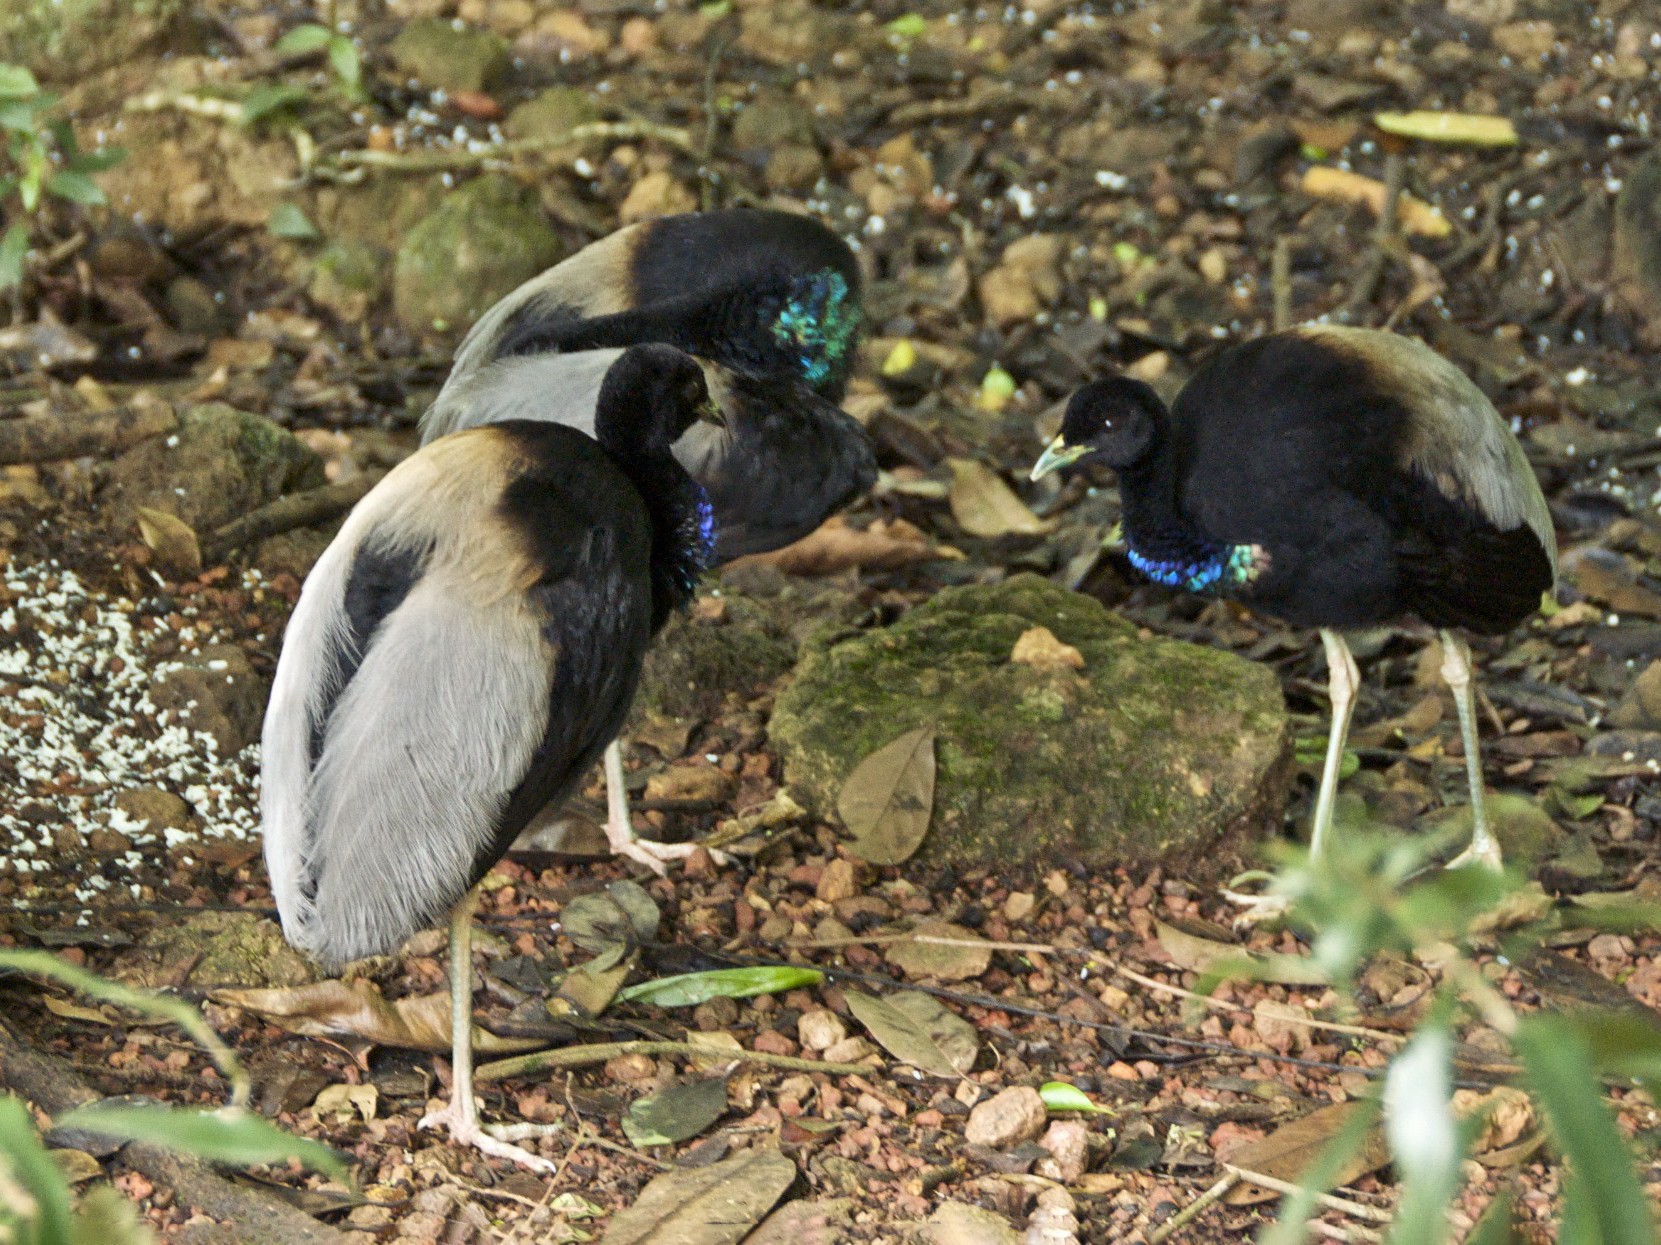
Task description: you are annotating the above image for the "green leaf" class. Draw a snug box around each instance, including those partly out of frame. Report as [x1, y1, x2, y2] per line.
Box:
[327, 37, 362, 90]
[1382, 1022, 1462, 1245]
[0, 64, 40, 98]
[274, 23, 333, 55]
[618, 966, 823, 1008]
[0, 98, 44, 130]
[240, 83, 309, 126]
[622, 1078, 728, 1147]
[1466, 1191, 1520, 1245]
[67, 147, 127, 174]
[45, 169, 105, 206]
[54, 1105, 349, 1183]
[0, 222, 29, 290]
[268, 202, 320, 240]
[1516, 1014, 1658, 1244]
[1560, 1010, 1661, 1098]
[886, 14, 928, 38]
[1040, 1081, 1112, 1114]
[0, 1095, 75, 1241]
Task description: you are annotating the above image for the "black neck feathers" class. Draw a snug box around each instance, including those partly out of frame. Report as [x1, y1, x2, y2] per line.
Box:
[593, 345, 717, 627]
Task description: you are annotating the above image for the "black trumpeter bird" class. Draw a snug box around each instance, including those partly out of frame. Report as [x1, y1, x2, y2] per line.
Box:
[1030, 326, 1556, 891]
[261, 344, 721, 1170]
[419, 207, 875, 872]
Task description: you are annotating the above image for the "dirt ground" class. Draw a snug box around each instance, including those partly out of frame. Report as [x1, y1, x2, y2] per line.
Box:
[6, 0, 1661, 1241]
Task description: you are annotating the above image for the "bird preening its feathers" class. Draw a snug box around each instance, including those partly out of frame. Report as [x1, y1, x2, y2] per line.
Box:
[422, 207, 874, 561]
[1032, 325, 1557, 889]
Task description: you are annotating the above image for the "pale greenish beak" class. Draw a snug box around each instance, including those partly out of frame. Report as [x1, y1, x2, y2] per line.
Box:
[1029, 436, 1090, 481]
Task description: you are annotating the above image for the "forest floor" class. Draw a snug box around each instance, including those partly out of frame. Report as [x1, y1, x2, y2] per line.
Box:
[5, 0, 1661, 1241]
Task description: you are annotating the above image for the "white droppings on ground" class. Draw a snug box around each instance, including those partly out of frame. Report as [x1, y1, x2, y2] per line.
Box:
[0, 557, 267, 907]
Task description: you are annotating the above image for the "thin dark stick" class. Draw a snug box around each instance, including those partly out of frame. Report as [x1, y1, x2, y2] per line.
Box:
[204, 473, 381, 560]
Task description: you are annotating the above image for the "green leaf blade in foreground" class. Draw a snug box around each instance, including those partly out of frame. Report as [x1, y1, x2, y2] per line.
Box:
[273, 24, 334, 55]
[1515, 1013, 1657, 1245]
[0, 223, 30, 289]
[0, 1095, 75, 1241]
[45, 169, 105, 206]
[618, 966, 823, 1008]
[54, 1105, 350, 1183]
[0, 65, 40, 98]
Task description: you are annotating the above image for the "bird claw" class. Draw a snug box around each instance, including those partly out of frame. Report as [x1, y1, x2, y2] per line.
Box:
[605, 819, 730, 875]
[419, 1099, 558, 1173]
[1445, 840, 1503, 872]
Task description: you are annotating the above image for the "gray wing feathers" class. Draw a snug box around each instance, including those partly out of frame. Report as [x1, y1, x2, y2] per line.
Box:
[421, 348, 624, 443]
[293, 578, 551, 966]
[1302, 325, 1557, 576]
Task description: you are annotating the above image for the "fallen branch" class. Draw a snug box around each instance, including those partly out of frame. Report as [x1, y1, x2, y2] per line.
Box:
[1148, 1171, 1240, 1244]
[476, 1038, 875, 1083]
[0, 401, 177, 465]
[1223, 1164, 1394, 1224]
[205, 473, 382, 560]
[328, 122, 699, 173]
[0, 1019, 351, 1245]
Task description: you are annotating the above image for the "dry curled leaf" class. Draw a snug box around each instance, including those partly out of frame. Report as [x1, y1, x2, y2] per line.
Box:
[1010, 626, 1084, 672]
[845, 989, 969, 1077]
[731, 515, 953, 576]
[883, 920, 991, 983]
[598, 1147, 795, 1244]
[946, 457, 1056, 538]
[214, 979, 541, 1055]
[135, 506, 202, 579]
[1373, 110, 1517, 146]
[1155, 920, 1328, 985]
[1219, 1102, 1390, 1205]
[837, 727, 936, 866]
[1300, 166, 1452, 238]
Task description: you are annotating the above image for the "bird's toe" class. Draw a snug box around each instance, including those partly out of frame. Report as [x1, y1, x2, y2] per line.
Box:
[421, 1101, 559, 1173]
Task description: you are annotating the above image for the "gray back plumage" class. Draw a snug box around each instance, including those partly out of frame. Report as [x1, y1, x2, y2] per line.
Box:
[262, 432, 558, 967]
[1297, 325, 1557, 577]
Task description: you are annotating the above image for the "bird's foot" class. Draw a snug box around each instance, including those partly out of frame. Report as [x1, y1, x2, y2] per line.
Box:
[605, 820, 730, 875]
[1445, 839, 1503, 872]
[1219, 887, 1293, 928]
[418, 1099, 558, 1173]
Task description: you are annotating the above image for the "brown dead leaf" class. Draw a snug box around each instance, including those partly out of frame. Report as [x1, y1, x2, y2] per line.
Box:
[883, 920, 991, 982]
[946, 458, 1056, 538]
[135, 506, 202, 579]
[837, 727, 936, 866]
[1219, 1102, 1390, 1205]
[312, 1082, 378, 1123]
[598, 1147, 795, 1244]
[844, 990, 968, 1078]
[1454, 1085, 1535, 1156]
[214, 979, 541, 1055]
[731, 515, 954, 576]
[1300, 166, 1452, 238]
[1009, 626, 1085, 672]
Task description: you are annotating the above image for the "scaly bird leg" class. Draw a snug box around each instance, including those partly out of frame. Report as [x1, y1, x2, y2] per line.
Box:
[419, 890, 557, 1172]
[1440, 630, 1502, 871]
[1226, 628, 1360, 925]
[601, 738, 728, 873]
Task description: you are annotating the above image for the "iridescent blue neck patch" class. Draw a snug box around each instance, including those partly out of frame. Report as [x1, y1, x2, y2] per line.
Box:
[767, 270, 859, 388]
[1127, 541, 1265, 594]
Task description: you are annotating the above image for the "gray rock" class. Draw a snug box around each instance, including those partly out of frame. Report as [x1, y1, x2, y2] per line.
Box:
[769, 575, 1290, 871]
[1614, 153, 1661, 349]
[393, 175, 564, 337]
[308, 239, 391, 323]
[964, 1086, 1047, 1148]
[731, 98, 816, 152]
[504, 87, 600, 141]
[388, 17, 511, 94]
[3, 0, 182, 79]
[917, 1202, 1021, 1245]
[151, 644, 269, 757]
[103, 403, 324, 535]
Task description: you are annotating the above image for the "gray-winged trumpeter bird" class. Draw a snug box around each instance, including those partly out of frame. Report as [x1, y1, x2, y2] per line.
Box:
[1030, 326, 1556, 915]
[261, 344, 722, 1169]
[421, 207, 875, 872]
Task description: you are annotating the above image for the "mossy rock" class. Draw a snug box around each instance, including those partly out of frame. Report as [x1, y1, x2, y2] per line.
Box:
[505, 87, 601, 141]
[103, 403, 324, 535]
[635, 595, 798, 722]
[308, 239, 391, 322]
[135, 912, 314, 989]
[4, 0, 182, 79]
[388, 17, 511, 94]
[769, 575, 1291, 872]
[393, 175, 564, 337]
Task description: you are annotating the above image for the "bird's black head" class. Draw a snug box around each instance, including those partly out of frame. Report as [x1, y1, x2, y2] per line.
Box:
[1030, 377, 1167, 480]
[595, 343, 724, 455]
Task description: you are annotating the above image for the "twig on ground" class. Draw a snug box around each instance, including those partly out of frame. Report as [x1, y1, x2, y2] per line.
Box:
[1223, 1165, 1394, 1224]
[1336, 153, 1406, 323]
[204, 473, 382, 560]
[1272, 236, 1294, 331]
[476, 1039, 875, 1083]
[1148, 1171, 1241, 1244]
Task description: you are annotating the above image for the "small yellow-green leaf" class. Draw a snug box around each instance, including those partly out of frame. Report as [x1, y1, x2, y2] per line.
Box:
[274, 23, 333, 55]
[886, 14, 928, 39]
[1374, 111, 1518, 147]
[134, 506, 202, 579]
[977, 365, 1017, 413]
[881, 338, 917, 377]
[268, 203, 320, 240]
[1040, 1081, 1112, 1114]
[618, 965, 823, 1007]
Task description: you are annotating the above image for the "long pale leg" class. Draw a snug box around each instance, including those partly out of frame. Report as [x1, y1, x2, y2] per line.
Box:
[601, 738, 727, 873]
[418, 890, 557, 1172]
[1440, 631, 1502, 871]
[1227, 628, 1359, 922]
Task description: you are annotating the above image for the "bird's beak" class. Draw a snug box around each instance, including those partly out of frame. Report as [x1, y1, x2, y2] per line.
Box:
[1029, 436, 1090, 481]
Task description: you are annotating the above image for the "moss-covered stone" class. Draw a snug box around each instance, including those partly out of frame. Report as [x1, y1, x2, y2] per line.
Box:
[505, 87, 601, 141]
[308, 239, 390, 322]
[635, 595, 798, 721]
[134, 912, 314, 989]
[730, 98, 816, 152]
[388, 17, 511, 94]
[3, 0, 182, 79]
[393, 175, 564, 337]
[103, 403, 324, 535]
[769, 575, 1291, 872]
